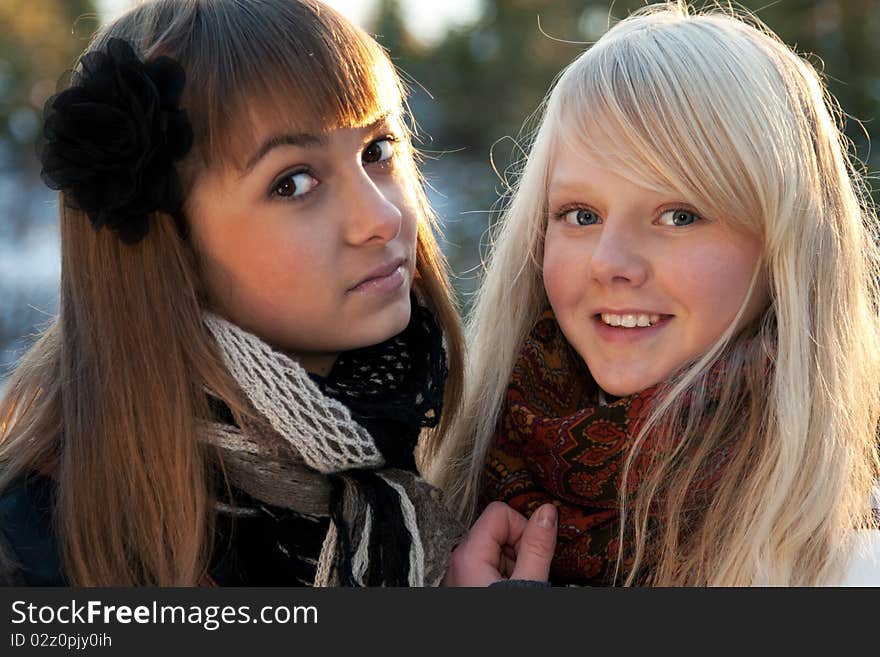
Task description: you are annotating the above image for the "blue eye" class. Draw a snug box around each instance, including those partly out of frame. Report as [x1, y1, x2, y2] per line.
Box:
[363, 137, 395, 164]
[658, 208, 701, 226]
[562, 208, 600, 226]
[272, 170, 319, 198]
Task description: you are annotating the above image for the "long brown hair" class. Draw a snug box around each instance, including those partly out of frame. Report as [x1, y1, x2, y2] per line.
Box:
[0, 0, 463, 586]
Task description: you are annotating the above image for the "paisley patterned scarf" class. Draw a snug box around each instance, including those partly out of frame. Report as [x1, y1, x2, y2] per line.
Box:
[481, 310, 734, 585]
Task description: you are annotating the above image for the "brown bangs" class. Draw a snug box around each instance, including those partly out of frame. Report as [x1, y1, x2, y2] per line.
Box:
[125, 0, 404, 170]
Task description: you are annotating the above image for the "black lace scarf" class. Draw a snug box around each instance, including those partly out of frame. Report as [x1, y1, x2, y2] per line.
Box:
[211, 299, 449, 586]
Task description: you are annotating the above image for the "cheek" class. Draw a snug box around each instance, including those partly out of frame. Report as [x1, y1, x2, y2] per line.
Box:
[542, 231, 587, 310]
[238, 234, 317, 286]
[195, 212, 335, 314]
[671, 241, 761, 339]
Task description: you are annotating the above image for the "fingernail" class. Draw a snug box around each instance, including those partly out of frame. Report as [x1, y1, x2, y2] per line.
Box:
[536, 504, 556, 528]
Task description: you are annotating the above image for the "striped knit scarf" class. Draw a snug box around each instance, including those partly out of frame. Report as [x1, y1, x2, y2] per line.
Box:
[481, 310, 734, 585]
[202, 305, 465, 587]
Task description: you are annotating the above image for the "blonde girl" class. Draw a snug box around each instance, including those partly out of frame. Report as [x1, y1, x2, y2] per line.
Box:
[432, 1, 880, 586]
[0, 0, 555, 587]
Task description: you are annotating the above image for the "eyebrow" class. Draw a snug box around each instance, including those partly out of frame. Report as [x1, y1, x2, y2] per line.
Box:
[240, 113, 396, 176]
[241, 132, 326, 175]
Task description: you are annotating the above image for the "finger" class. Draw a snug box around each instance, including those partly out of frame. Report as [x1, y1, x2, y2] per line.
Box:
[509, 503, 558, 582]
[468, 501, 529, 564]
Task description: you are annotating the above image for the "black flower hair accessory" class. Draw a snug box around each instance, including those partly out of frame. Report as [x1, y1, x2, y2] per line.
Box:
[40, 38, 193, 244]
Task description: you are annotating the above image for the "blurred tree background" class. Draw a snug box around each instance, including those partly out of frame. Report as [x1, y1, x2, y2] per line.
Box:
[1, 0, 879, 381]
[0, 0, 99, 379]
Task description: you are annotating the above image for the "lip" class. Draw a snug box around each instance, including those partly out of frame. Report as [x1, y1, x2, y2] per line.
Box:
[348, 257, 407, 294]
[593, 308, 670, 316]
[591, 312, 673, 345]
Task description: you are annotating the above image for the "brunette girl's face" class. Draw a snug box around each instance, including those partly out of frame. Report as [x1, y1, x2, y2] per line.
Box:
[543, 140, 768, 396]
[186, 113, 418, 375]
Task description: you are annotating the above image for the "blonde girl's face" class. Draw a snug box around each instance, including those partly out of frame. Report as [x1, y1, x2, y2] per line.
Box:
[543, 141, 768, 396]
[186, 114, 419, 376]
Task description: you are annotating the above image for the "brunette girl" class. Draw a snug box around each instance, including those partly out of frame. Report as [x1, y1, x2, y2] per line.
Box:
[0, 0, 554, 587]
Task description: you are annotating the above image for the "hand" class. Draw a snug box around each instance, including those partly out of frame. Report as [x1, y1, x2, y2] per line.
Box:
[442, 501, 557, 587]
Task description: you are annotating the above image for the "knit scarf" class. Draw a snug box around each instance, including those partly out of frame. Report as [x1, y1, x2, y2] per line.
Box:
[481, 310, 734, 585]
[202, 303, 465, 587]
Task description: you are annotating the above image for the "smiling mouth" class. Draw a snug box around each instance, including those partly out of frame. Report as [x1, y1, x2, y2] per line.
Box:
[596, 313, 672, 328]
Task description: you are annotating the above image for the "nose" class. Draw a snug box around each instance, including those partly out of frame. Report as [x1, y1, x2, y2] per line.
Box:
[341, 166, 403, 246]
[589, 220, 649, 287]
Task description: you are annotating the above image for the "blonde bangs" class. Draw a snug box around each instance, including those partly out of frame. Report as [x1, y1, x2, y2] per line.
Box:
[547, 9, 809, 237]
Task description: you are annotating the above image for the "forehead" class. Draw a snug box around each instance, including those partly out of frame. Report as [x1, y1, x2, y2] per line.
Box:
[547, 134, 670, 200]
[230, 111, 402, 177]
[247, 104, 400, 140]
[213, 96, 402, 173]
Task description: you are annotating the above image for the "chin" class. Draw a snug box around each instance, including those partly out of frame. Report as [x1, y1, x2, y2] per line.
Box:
[591, 369, 664, 398]
[595, 381, 643, 397]
[347, 293, 412, 350]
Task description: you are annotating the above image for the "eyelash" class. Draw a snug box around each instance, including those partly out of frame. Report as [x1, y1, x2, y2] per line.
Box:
[268, 135, 400, 202]
[656, 204, 703, 227]
[363, 135, 398, 167]
[552, 204, 704, 227]
[553, 204, 600, 226]
[270, 166, 318, 201]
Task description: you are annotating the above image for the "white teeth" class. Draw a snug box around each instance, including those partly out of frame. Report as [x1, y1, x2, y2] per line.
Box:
[600, 313, 664, 328]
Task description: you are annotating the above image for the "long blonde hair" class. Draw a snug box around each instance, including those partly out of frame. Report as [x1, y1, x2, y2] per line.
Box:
[0, 0, 463, 586]
[430, 1, 880, 585]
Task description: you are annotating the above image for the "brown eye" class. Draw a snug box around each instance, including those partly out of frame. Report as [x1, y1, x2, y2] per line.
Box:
[273, 171, 318, 198]
[362, 138, 394, 164]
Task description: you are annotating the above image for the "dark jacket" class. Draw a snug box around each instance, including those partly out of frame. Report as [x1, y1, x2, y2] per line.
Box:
[0, 475, 63, 585]
[0, 473, 328, 586]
